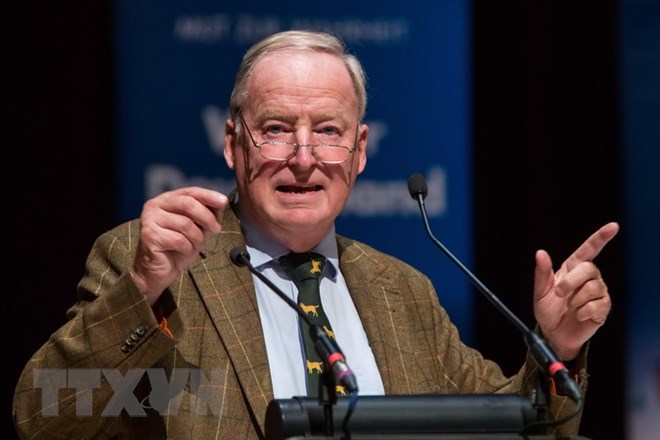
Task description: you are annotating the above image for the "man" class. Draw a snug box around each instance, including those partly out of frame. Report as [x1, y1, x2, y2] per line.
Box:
[13, 30, 619, 439]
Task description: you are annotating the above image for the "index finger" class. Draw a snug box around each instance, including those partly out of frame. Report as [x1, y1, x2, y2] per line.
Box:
[176, 186, 229, 209]
[565, 221, 619, 269]
[159, 186, 229, 233]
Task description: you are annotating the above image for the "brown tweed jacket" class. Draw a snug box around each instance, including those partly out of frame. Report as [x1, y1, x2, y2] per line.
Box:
[13, 207, 586, 439]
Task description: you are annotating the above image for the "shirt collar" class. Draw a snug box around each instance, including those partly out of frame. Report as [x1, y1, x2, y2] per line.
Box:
[237, 202, 339, 278]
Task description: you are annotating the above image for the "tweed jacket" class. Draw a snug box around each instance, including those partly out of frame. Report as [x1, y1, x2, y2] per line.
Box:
[13, 206, 586, 439]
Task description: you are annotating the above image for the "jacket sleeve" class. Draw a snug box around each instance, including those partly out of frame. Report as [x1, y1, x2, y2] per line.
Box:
[12, 221, 183, 440]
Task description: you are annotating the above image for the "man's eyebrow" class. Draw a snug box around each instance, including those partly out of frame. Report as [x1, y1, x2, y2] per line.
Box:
[254, 111, 292, 124]
[253, 110, 352, 127]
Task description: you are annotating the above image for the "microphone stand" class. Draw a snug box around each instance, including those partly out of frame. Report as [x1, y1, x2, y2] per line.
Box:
[318, 361, 337, 436]
[311, 326, 341, 437]
[407, 173, 583, 405]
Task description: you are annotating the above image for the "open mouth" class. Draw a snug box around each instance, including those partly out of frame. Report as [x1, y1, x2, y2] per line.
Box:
[277, 185, 323, 194]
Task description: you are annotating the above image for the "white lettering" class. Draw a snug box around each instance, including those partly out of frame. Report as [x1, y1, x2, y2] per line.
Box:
[173, 15, 232, 43]
[145, 164, 446, 218]
[343, 167, 446, 217]
[233, 15, 282, 44]
[172, 14, 410, 45]
[145, 165, 236, 198]
[290, 18, 410, 44]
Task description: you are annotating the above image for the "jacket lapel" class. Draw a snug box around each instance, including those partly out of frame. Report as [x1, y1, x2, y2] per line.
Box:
[337, 236, 413, 394]
[188, 208, 273, 434]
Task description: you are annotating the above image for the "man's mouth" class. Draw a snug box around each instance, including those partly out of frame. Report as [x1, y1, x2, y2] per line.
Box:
[277, 185, 323, 194]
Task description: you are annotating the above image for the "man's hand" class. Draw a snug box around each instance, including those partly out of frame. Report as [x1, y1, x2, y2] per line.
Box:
[533, 222, 620, 360]
[130, 187, 229, 305]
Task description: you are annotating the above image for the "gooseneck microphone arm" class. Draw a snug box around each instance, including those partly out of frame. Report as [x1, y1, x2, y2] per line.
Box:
[229, 247, 359, 395]
[230, 247, 309, 323]
[406, 173, 582, 404]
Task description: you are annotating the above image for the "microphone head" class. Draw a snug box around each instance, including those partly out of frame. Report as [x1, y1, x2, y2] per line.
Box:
[407, 173, 428, 200]
[229, 247, 250, 267]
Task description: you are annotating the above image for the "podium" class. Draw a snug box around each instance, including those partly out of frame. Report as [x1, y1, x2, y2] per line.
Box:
[265, 395, 590, 440]
[284, 437, 589, 440]
[284, 437, 589, 439]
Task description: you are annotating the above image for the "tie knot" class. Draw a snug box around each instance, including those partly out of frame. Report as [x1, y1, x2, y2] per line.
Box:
[279, 252, 326, 282]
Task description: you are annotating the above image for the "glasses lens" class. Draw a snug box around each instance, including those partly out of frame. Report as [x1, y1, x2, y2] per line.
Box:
[314, 145, 351, 163]
[260, 142, 296, 160]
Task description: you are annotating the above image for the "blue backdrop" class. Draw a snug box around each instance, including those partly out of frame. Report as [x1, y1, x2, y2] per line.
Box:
[114, 2, 474, 341]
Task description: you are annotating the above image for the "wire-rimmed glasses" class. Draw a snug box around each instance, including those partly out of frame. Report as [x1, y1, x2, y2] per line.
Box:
[238, 114, 358, 164]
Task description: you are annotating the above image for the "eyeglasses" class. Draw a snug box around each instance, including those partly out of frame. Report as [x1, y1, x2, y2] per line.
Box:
[238, 114, 358, 164]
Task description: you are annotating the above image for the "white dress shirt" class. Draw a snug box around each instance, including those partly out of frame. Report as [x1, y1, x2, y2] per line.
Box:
[239, 210, 385, 398]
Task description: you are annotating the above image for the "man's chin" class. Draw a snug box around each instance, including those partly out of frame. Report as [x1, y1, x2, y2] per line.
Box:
[279, 210, 323, 228]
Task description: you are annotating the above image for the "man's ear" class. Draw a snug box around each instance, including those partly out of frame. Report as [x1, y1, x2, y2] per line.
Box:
[224, 119, 237, 170]
[356, 123, 368, 174]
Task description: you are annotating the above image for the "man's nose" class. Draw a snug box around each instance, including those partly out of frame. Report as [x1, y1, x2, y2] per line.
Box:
[288, 143, 318, 166]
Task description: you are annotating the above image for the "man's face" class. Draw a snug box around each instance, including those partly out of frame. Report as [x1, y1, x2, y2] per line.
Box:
[224, 51, 368, 251]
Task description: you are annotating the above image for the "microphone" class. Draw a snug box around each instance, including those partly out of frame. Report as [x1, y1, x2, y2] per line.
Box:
[229, 247, 359, 394]
[407, 173, 582, 404]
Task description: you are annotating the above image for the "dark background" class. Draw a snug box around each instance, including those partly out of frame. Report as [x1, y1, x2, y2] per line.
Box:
[8, 2, 624, 439]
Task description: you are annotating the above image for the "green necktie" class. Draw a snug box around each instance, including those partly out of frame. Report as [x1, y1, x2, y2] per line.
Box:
[279, 252, 336, 397]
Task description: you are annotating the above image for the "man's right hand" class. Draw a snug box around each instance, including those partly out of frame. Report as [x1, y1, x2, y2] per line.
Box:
[130, 187, 229, 305]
